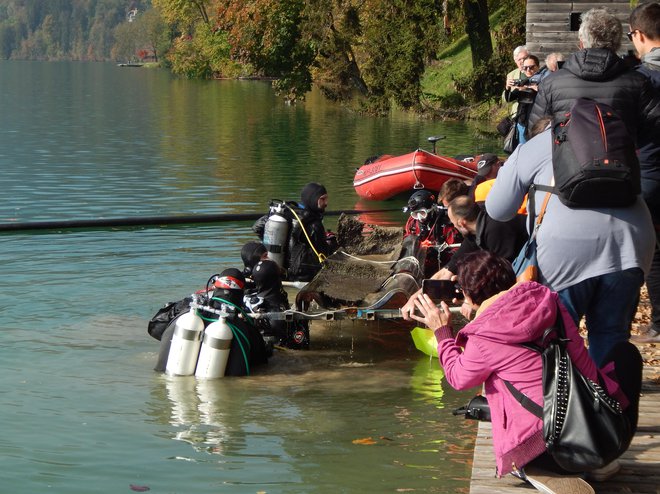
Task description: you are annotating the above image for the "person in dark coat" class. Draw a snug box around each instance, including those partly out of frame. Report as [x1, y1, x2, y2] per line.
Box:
[527, 8, 660, 136]
[629, 2, 660, 343]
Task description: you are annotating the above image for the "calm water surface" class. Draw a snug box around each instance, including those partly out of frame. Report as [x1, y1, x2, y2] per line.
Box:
[0, 61, 500, 493]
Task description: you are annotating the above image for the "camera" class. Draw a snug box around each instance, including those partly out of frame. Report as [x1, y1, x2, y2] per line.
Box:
[512, 78, 529, 87]
[528, 73, 542, 85]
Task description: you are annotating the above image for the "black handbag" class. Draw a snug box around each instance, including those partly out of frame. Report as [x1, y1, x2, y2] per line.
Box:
[496, 116, 513, 136]
[505, 308, 632, 472]
[503, 119, 519, 154]
[452, 395, 491, 421]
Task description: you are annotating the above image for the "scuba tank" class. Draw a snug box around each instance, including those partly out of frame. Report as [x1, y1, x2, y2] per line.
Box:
[263, 208, 290, 269]
[165, 309, 204, 376]
[194, 317, 233, 379]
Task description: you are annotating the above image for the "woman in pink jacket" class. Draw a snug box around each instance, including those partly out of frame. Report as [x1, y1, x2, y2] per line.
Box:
[409, 251, 639, 493]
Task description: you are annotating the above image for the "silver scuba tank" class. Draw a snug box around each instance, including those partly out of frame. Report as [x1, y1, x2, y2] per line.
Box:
[263, 213, 289, 268]
[194, 317, 233, 379]
[165, 309, 204, 376]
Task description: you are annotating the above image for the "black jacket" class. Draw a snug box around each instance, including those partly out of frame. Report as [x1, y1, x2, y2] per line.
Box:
[445, 210, 528, 274]
[528, 48, 660, 139]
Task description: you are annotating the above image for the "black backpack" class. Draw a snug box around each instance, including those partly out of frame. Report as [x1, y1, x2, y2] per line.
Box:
[536, 98, 640, 208]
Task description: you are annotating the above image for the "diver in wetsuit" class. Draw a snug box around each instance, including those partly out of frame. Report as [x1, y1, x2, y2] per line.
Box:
[287, 182, 337, 281]
[249, 259, 310, 350]
[207, 268, 269, 375]
[240, 241, 268, 291]
[252, 182, 337, 282]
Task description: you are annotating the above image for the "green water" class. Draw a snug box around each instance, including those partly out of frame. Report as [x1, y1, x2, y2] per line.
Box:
[0, 61, 499, 493]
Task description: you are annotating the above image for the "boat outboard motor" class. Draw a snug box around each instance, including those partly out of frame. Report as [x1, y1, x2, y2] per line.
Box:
[195, 317, 233, 379]
[263, 206, 290, 269]
[166, 308, 204, 376]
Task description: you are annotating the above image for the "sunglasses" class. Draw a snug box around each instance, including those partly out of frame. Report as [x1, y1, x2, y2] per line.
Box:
[626, 30, 639, 41]
[522, 65, 537, 70]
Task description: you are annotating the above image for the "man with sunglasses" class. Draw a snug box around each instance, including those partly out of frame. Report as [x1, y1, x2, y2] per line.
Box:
[629, 2, 660, 343]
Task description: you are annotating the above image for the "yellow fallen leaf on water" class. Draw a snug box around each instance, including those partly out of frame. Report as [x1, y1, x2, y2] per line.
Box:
[352, 437, 377, 445]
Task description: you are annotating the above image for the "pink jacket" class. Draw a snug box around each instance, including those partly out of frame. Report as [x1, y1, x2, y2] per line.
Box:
[435, 281, 627, 476]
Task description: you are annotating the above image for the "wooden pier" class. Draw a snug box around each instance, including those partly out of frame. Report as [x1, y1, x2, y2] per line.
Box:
[469, 341, 660, 494]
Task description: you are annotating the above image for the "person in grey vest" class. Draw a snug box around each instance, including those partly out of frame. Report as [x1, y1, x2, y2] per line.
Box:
[485, 127, 654, 369]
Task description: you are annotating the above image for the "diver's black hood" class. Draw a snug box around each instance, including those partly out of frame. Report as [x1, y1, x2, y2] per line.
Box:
[241, 241, 267, 270]
[300, 182, 327, 213]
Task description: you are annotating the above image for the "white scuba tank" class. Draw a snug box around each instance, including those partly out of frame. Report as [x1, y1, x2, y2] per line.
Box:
[195, 317, 233, 379]
[165, 309, 204, 376]
[263, 213, 289, 268]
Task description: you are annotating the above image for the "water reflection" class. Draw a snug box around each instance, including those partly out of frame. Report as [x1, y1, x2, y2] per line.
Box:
[410, 357, 446, 406]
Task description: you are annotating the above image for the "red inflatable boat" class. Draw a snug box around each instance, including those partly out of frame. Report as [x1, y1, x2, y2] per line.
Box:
[353, 149, 478, 201]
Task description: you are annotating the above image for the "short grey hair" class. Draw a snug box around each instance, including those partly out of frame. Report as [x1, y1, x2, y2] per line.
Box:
[513, 45, 528, 58]
[578, 8, 622, 51]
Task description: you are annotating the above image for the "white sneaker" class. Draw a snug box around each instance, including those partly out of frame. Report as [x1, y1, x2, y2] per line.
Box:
[585, 459, 621, 482]
[632, 325, 660, 343]
[522, 466, 595, 494]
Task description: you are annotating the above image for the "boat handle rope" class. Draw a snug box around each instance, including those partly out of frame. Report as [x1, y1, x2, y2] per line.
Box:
[412, 149, 424, 189]
[285, 204, 327, 264]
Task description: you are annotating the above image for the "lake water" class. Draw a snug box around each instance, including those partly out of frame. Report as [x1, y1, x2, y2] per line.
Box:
[0, 61, 500, 493]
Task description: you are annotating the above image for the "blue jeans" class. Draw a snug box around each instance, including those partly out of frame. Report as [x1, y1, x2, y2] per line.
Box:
[516, 122, 527, 146]
[557, 268, 644, 367]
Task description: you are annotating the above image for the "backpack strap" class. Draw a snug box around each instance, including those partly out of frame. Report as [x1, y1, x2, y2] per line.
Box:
[534, 184, 557, 196]
[526, 183, 553, 241]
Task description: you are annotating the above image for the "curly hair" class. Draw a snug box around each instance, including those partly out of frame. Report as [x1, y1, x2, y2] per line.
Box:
[456, 251, 516, 305]
[579, 8, 623, 51]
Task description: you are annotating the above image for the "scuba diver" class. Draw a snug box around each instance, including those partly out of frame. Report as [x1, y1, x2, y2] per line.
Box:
[403, 189, 457, 277]
[253, 182, 337, 282]
[403, 189, 443, 243]
[152, 268, 269, 375]
[240, 241, 268, 291]
[209, 268, 270, 374]
[247, 259, 310, 350]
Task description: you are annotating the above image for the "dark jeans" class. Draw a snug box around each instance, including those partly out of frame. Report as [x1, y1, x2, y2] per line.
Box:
[642, 185, 660, 331]
[557, 268, 644, 367]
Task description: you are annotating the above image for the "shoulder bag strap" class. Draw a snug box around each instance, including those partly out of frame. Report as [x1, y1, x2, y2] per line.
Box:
[503, 379, 543, 418]
[502, 306, 563, 420]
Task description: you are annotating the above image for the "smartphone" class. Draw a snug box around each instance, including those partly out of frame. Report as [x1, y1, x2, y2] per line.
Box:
[422, 279, 464, 301]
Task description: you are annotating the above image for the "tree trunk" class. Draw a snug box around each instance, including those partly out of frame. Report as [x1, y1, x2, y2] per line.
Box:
[462, 0, 493, 67]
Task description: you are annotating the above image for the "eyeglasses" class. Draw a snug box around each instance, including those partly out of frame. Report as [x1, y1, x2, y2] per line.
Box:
[626, 30, 639, 41]
[522, 65, 537, 71]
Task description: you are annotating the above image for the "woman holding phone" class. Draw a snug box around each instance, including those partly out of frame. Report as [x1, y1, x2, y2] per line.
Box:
[408, 250, 638, 494]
